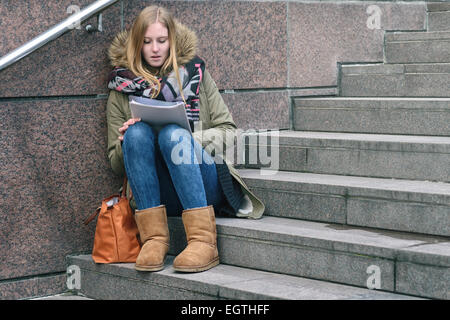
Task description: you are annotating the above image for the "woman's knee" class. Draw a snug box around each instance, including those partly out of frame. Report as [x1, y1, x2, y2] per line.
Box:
[158, 124, 190, 149]
[158, 124, 195, 164]
[123, 122, 156, 148]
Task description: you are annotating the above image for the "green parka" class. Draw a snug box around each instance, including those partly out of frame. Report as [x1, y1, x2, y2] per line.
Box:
[105, 23, 264, 219]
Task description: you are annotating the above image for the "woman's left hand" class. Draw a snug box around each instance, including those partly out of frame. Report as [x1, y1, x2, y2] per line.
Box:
[118, 118, 141, 141]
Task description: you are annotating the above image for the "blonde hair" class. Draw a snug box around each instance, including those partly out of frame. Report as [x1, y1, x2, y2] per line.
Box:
[126, 6, 185, 101]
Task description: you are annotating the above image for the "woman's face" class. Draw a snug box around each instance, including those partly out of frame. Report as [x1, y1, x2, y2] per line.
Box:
[141, 22, 170, 68]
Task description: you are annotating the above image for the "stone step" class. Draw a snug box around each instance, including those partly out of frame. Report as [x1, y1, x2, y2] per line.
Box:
[166, 216, 449, 299]
[293, 97, 450, 136]
[340, 63, 450, 97]
[429, 12, 450, 32]
[67, 254, 422, 300]
[242, 130, 450, 182]
[428, 2, 450, 13]
[385, 31, 450, 64]
[30, 293, 93, 300]
[428, 3, 450, 32]
[238, 169, 450, 237]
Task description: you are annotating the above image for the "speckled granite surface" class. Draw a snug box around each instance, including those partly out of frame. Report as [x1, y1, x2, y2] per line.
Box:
[288, 1, 426, 87]
[0, 98, 120, 282]
[223, 90, 290, 130]
[0, 274, 67, 300]
[0, 0, 121, 97]
[124, 0, 288, 90]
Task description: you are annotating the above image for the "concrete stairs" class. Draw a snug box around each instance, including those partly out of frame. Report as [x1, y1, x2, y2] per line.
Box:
[293, 97, 449, 136]
[428, 2, 450, 32]
[240, 169, 449, 237]
[340, 8, 450, 98]
[238, 6, 449, 299]
[67, 254, 421, 300]
[244, 130, 450, 182]
[68, 5, 449, 300]
[339, 63, 450, 97]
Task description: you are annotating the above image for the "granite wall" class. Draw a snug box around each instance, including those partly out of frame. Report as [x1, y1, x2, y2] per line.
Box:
[0, 0, 429, 299]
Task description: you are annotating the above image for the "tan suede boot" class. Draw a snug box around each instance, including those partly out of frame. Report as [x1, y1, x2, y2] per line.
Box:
[173, 205, 219, 272]
[134, 205, 169, 271]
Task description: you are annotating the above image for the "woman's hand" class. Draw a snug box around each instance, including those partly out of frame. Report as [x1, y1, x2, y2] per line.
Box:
[118, 118, 141, 141]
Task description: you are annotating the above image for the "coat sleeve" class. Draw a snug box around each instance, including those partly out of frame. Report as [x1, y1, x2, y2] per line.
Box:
[193, 70, 237, 163]
[201, 70, 236, 130]
[106, 90, 128, 177]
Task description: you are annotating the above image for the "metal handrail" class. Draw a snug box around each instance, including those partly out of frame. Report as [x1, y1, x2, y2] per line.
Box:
[0, 0, 119, 71]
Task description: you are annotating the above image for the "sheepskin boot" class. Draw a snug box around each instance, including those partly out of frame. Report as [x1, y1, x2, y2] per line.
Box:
[134, 205, 169, 271]
[173, 205, 219, 272]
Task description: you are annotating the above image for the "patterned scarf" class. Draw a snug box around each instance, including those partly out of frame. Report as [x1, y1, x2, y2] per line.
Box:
[108, 56, 205, 130]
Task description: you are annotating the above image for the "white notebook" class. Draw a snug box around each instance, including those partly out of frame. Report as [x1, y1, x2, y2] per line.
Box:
[129, 96, 191, 133]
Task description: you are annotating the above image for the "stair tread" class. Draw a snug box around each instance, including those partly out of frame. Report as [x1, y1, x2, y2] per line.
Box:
[208, 216, 450, 266]
[249, 130, 450, 145]
[292, 97, 450, 136]
[341, 62, 450, 74]
[428, 2, 450, 12]
[386, 30, 450, 41]
[340, 63, 450, 96]
[69, 254, 422, 300]
[239, 168, 450, 196]
[294, 96, 450, 102]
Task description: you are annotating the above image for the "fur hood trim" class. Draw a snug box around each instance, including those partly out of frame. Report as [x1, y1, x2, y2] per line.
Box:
[108, 21, 198, 69]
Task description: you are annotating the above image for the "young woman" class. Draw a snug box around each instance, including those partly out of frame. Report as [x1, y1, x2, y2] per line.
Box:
[106, 6, 264, 273]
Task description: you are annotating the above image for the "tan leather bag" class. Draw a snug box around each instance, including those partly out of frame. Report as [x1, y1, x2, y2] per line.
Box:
[84, 177, 140, 263]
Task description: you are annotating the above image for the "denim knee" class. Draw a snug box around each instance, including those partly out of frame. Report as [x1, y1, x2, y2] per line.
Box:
[158, 124, 195, 164]
[123, 122, 156, 149]
[158, 124, 190, 149]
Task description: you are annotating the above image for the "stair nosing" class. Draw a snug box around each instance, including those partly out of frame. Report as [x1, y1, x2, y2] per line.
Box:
[385, 30, 450, 42]
[246, 130, 450, 144]
[238, 169, 450, 197]
[341, 62, 450, 75]
[167, 216, 450, 268]
[293, 96, 450, 101]
[68, 254, 423, 300]
[243, 130, 450, 154]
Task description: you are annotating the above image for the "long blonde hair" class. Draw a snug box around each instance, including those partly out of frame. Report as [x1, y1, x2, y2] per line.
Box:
[126, 6, 185, 101]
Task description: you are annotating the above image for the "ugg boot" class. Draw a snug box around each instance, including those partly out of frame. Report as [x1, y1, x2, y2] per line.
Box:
[134, 205, 169, 271]
[173, 205, 219, 272]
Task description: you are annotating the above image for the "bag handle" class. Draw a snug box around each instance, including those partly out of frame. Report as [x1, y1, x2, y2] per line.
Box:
[84, 176, 129, 225]
[121, 175, 133, 200]
[120, 176, 128, 198]
[83, 206, 101, 225]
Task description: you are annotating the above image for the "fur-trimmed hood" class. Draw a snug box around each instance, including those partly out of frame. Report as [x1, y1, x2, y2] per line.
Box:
[107, 20, 198, 70]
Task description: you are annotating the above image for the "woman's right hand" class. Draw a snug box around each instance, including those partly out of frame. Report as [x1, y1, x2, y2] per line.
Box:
[118, 118, 141, 141]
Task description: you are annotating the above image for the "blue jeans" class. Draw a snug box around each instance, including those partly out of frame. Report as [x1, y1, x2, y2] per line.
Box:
[122, 122, 225, 216]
